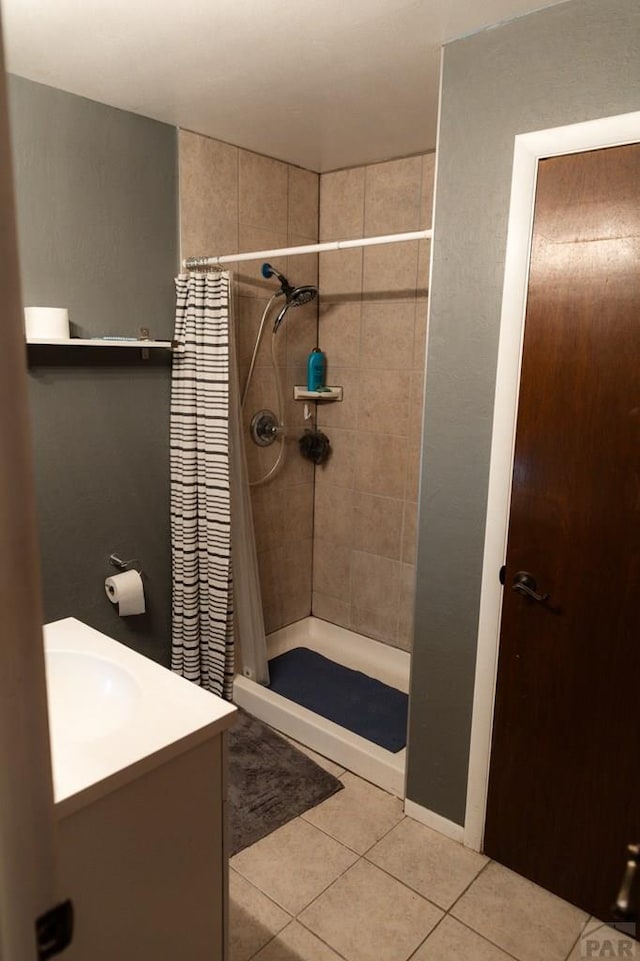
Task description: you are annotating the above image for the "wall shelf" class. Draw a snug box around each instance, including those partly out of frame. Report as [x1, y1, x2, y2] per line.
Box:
[26, 338, 180, 350]
[293, 385, 343, 402]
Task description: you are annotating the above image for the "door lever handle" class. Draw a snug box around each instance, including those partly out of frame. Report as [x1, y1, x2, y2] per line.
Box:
[512, 571, 550, 603]
[612, 843, 640, 922]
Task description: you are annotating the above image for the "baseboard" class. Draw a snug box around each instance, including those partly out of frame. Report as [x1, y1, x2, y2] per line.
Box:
[404, 798, 465, 843]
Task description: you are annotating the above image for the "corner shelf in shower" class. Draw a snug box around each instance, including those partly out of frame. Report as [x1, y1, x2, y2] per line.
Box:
[293, 386, 343, 402]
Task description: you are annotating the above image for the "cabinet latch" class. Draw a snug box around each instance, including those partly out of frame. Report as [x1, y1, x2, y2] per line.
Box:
[36, 900, 74, 959]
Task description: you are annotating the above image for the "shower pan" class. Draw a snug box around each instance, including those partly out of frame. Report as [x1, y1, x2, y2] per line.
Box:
[234, 617, 410, 797]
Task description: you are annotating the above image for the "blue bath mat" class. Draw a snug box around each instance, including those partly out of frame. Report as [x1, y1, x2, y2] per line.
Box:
[267, 647, 408, 753]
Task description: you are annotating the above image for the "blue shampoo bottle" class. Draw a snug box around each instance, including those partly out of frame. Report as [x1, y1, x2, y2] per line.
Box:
[307, 348, 326, 391]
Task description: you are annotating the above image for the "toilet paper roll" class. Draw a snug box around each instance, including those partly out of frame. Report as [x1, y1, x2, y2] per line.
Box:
[105, 570, 146, 616]
[24, 306, 70, 340]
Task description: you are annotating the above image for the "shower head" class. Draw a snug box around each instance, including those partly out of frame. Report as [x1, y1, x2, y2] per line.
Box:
[263, 263, 318, 332]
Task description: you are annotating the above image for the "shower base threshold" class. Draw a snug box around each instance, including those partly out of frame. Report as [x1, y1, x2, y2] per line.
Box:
[233, 616, 410, 797]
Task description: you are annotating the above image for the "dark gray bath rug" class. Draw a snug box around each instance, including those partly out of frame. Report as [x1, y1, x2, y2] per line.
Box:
[228, 708, 343, 856]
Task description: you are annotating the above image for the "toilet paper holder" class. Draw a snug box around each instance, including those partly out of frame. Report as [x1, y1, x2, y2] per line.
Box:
[109, 553, 143, 574]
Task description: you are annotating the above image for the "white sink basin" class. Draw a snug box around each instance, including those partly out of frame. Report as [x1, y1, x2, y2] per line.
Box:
[45, 649, 141, 742]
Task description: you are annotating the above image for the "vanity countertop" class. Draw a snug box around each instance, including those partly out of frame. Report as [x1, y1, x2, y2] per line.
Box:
[44, 617, 236, 817]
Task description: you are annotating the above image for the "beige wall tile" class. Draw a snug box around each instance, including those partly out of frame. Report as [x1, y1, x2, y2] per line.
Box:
[314, 484, 354, 546]
[417, 238, 431, 296]
[355, 431, 408, 499]
[180, 209, 238, 264]
[401, 502, 418, 564]
[285, 483, 314, 541]
[273, 435, 315, 488]
[408, 370, 425, 444]
[179, 130, 238, 229]
[318, 302, 361, 368]
[263, 603, 284, 635]
[314, 428, 356, 489]
[312, 592, 351, 629]
[419, 152, 436, 231]
[288, 167, 319, 238]
[319, 247, 363, 300]
[180, 134, 317, 638]
[319, 167, 365, 241]
[350, 607, 398, 646]
[358, 369, 410, 436]
[239, 150, 288, 233]
[315, 367, 359, 431]
[351, 491, 403, 560]
[364, 156, 422, 237]
[281, 590, 312, 627]
[405, 441, 421, 503]
[313, 538, 351, 602]
[285, 311, 317, 368]
[285, 236, 319, 287]
[242, 365, 279, 423]
[413, 298, 428, 370]
[350, 551, 401, 616]
[237, 296, 288, 370]
[397, 562, 417, 645]
[238, 225, 288, 298]
[362, 240, 419, 297]
[360, 301, 414, 370]
[395, 614, 414, 652]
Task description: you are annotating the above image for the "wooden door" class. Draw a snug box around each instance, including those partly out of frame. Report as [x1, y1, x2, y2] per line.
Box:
[484, 144, 640, 921]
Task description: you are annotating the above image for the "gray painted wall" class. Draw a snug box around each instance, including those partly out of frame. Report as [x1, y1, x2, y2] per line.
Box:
[406, 0, 640, 823]
[8, 75, 178, 664]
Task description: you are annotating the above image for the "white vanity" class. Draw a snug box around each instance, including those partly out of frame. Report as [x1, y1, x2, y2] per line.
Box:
[44, 617, 236, 961]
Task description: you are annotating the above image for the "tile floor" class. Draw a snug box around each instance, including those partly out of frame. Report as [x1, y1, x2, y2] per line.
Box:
[229, 740, 636, 961]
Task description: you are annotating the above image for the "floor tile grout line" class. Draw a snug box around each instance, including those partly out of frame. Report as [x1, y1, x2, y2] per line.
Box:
[359, 850, 452, 915]
[229, 865, 295, 922]
[405, 912, 449, 961]
[562, 913, 596, 961]
[298, 788, 406, 857]
[291, 915, 353, 961]
[447, 914, 524, 961]
[446, 856, 493, 913]
[293, 850, 367, 923]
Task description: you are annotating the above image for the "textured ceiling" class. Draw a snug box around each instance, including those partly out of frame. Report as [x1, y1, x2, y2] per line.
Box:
[2, 0, 568, 171]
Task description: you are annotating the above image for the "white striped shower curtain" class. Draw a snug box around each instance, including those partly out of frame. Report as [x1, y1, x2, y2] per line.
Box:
[170, 271, 234, 699]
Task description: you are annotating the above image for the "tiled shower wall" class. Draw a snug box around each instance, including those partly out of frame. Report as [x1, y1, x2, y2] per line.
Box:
[179, 134, 433, 650]
[312, 154, 435, 650]
[179, 130, 319, 634]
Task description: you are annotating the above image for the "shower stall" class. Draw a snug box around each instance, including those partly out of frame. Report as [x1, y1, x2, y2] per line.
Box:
[179, 135, 433, 799]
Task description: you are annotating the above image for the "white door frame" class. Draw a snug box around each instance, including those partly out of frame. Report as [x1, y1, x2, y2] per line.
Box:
[464, 109, 640, 852]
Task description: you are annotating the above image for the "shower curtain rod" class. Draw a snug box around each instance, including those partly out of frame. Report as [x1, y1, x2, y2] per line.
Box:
[182, 228, 432, 270]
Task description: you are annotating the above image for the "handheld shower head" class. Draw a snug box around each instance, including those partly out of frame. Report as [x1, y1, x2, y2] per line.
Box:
[263, 263, 318, 332]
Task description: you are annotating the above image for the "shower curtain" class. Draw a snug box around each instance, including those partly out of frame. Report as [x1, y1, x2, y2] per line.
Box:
[170, 271, 235, 699]
[170, 270, 269, 700]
